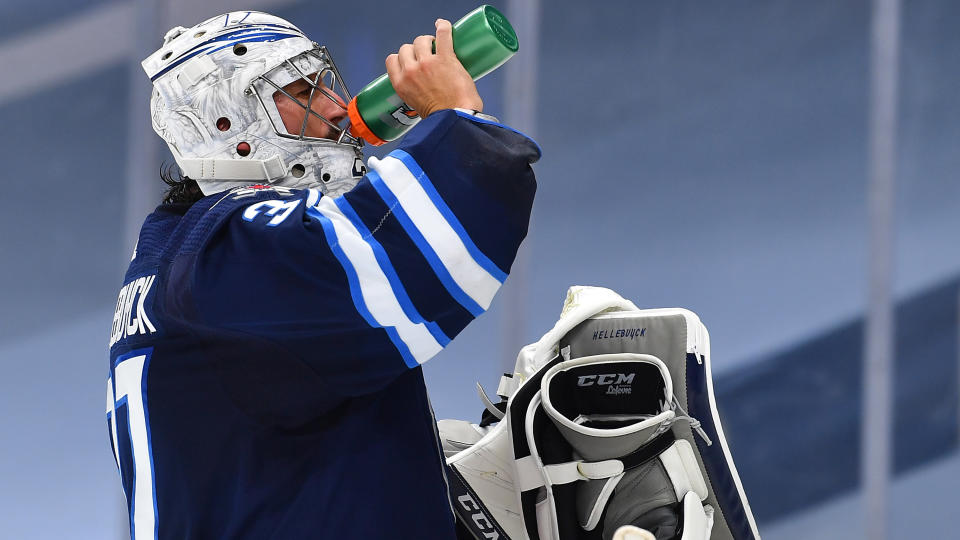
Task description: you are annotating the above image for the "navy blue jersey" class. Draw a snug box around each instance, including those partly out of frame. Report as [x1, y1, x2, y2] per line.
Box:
[105, 110, 540, 539]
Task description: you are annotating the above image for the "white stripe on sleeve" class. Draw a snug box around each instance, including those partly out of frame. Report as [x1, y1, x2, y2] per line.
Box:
[369, 155, 502, 311]
[311, 196, 444, 365]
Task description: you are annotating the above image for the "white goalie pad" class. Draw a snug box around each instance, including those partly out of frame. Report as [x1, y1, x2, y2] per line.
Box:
[441, 286, 760, 540]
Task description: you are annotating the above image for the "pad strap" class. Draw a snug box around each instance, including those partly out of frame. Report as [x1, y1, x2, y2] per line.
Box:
[679, 492, 714, 540]
[515, 432, 677, 492]
[619, 431, 677, 470]
[477, 383, 505, 421]
[497, 374, 519, 398]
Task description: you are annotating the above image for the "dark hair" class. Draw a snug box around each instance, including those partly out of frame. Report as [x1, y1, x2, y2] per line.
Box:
[160, 163, 204, 205]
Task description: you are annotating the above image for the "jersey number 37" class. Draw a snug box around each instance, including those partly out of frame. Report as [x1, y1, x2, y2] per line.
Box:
[106, 348, 157, 540]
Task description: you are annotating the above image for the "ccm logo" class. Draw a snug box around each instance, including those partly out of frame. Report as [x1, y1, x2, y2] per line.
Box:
[457, 494, 500, 539]
[577, 373, 635, 386]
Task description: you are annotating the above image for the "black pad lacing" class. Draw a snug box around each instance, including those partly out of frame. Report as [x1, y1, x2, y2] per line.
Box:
[615, 430, 677, 472]
[479, 400, 508, 427]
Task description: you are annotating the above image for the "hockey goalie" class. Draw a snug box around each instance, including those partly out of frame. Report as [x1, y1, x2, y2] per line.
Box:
[438, 286, 761, 540]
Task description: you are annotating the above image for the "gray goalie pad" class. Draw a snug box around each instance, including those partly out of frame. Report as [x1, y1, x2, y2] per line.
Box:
[440, 287, 760, 540]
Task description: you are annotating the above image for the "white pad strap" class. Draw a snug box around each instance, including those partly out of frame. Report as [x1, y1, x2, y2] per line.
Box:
[515, 456, 543, 492]
[575, 460, 624, 481]
[177, 155, 287, 181]
[476, 383, 504, 421]
[543, 462, 584, 485]
[658, 440, 709, 502]
[497, 374, 520, 398]
[515, 456, 623, 491]
[679, 493, 714, 540]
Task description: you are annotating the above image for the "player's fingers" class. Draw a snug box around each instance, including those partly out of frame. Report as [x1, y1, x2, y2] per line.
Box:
[397, 43, 415, 70]
[434, 19, 454, 57]
[385, 53, 400, 80]
[413, 34, 433, 60]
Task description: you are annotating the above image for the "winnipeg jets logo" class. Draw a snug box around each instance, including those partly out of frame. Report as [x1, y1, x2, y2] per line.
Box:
[242, 199, 302, 227]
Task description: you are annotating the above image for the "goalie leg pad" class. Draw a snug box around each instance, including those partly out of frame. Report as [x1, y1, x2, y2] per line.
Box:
[443, 290, 759, 540]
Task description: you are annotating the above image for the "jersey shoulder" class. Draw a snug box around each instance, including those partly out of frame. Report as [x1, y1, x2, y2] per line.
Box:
[171, 184, 311, 257]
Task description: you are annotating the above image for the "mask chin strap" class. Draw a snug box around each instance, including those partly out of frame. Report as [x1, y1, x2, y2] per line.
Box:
[175, 154, 287, 182]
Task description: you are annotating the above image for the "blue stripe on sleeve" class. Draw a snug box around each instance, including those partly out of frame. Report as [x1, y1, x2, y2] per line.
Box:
[388, 149, 508, 283]
[332, 197, 450, 347]
[306, 206, 419, 368]
[366, 170, 486, 317]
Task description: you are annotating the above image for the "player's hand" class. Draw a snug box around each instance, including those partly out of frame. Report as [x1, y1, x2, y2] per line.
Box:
[384, 18, 483, 118]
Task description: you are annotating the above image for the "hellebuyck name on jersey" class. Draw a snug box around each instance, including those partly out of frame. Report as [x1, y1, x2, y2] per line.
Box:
[109, 275, 158, 348]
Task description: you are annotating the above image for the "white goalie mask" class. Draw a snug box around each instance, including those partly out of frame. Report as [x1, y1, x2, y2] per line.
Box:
[142, 11, 366, 197]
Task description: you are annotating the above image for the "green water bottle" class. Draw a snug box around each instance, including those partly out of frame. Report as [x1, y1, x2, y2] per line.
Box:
[346, 5, 518, 146]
